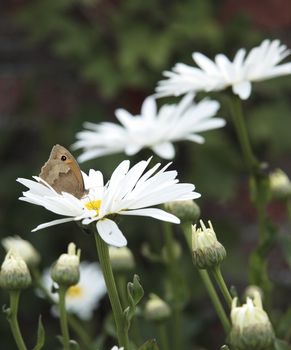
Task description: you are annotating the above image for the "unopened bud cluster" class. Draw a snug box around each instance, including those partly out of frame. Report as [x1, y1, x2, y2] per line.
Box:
[269, 168, 291, 200]
[51, 243, 80, 287]
[2, 235, 40, 268]
[230, 294, 274, 350]
[144, 294, 171, 322]
[109, 246, 135, 272]
[0, 250, 32, 290]
[192, 220, 226, 269]
[164, 200, 200, 223]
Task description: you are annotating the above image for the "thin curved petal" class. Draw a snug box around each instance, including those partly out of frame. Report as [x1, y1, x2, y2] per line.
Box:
[32, 218, 76, 232]
[119, 208, 180, 224]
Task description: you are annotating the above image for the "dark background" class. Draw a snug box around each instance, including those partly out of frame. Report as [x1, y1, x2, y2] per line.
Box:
[1, 0, 291, 349]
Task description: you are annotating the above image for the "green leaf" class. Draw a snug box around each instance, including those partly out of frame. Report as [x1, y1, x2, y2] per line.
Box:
[124, 275, 144, 331]
[138, 339, 160, 350]
[32, 316, 45, 350]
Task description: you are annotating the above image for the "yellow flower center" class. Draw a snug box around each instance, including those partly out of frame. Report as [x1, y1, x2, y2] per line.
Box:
[67, 284, 83, 299]
[85, 200, 102, 215]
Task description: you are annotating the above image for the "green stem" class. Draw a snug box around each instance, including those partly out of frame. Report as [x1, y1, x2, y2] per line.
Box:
[158, 323, 169, 350]
[162, 223, 183, 350]
[32, 268, 93, 350]
[116, 274, 128, 309]
[68, 316, 95, 350]
[211, 266, 232, 309]
[116, 274, 142, 346]
[8, 291, 27, 350]
[58, 286, 70, 350]
[227, 96, 259, 173]
[93, 231, 129, 349]
[182, 223, 230, 333]
[198, 270, 230, 333]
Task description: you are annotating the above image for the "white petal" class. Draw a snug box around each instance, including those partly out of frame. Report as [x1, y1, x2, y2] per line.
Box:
[32, 218, 76, 232]
[125, 144, 142, 156]
[152, 142, 175, 159]
[141, 96, 157, 120]
[115, 109, 134, 128]
[96, 219, 127, 247]
[232, 81, 252, 99]
[119, 208, 180, 224]
[193, 52, 219, 74]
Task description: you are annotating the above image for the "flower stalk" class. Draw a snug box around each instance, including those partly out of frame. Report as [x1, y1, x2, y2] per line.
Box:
[58, 286, 71, 350]
[182, 223, 230, 333]
[211, 265, 232, 309]
[8, 291, 27, 350]
[162, 222, 183, 350]
[93, 228, 129, 349]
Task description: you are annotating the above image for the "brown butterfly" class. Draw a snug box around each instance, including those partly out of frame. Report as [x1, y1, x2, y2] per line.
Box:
[39, 144, 85, 199]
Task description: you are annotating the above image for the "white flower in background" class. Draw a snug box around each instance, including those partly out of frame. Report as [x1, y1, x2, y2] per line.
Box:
[73, 93, 225, 161]
[17, 158, 200, 247]
[111, 347, 124, 350]
[2, 235, 40, 267]
[156, 39, 291, 100]
[42, 262, 106, 320]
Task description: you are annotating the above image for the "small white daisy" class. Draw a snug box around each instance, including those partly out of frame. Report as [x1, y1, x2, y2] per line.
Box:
[42, 262, 106, 320]
[17, 158, 200, 247]
[156, 39, 291, 100]
[72, 93, 225, 162]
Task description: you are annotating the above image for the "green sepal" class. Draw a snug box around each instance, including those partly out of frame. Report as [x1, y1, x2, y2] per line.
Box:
[138, 339, 160, 350]
[124, 274, 144, 331]
[32, 316, 45, 350]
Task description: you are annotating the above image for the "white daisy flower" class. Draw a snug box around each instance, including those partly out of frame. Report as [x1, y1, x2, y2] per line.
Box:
[17, 158, 200, 247]
[156, 39, 291, 100]
[72, 93, 225, 162]
[42, 262, 106, 320]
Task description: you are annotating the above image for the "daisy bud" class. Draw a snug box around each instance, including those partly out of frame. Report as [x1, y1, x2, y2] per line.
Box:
[144, 294, 171, 322]
[2, 235, 40, 268]
[192, 220, 226, 269]
[230, 295, 274, 350]
[109, 246, 135, 272]
[51, 243, 80, 287]
[0, 250, 32, 291]
[269, 169, 291, 200]
[164, 200, 200, 223]
[244, 285, 263, 301]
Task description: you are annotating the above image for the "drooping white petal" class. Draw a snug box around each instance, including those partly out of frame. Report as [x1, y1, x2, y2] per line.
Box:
[232, 81, 252, 100]
[152, 142, 175, 159]
[96, 219, 127, 247]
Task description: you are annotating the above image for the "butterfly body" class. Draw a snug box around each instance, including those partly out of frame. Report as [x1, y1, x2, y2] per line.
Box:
[39, 144, 85, 199]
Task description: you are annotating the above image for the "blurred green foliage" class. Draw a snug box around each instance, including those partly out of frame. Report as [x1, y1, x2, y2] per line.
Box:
[0, 0, 290, 349]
